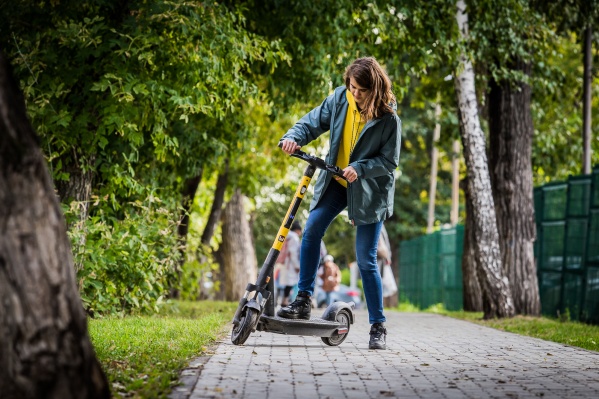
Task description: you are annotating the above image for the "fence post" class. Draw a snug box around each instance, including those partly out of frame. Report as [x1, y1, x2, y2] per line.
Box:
[561, 174, 592, 321]
[582, 166, 599, 323]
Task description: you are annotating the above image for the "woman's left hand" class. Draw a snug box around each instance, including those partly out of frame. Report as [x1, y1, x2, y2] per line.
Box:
[342, 166, 358, 183]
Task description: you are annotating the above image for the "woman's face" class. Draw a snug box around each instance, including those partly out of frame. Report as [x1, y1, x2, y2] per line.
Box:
[349, 77, 369, 109]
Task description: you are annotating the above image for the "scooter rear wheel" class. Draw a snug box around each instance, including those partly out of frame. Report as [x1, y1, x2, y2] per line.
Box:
[231, 307, 259, 345]
[321, 309, 351, 346]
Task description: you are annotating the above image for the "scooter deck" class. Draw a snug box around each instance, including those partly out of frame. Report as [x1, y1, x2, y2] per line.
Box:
[256, 314, 344, 337]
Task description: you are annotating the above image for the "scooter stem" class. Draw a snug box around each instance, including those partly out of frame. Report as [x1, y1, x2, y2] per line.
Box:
[261, 161, 315, 316]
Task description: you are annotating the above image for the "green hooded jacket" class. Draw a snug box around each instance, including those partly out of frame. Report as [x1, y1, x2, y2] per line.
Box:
[280, 86, 402, 226]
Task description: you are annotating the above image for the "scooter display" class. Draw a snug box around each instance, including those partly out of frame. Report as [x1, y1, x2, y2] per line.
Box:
[231, 147, 355, 346]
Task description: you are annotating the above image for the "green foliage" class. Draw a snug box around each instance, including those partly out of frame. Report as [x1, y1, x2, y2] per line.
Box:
[467, 0, 599, 183]
[358, 1, 458, 100]
[531, 0, 599, 34]
[3, 0, 289, 315]
[89, 300, 237, 398]
[7, 0, 281, 189]
[178, 259, 206, 301]
[238, 0, 362, 108]
[64, 192, 181, 316]
[531, 33, 599, 182]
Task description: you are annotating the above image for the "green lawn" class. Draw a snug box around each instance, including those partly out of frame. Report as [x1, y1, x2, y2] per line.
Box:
[398, 303, 599, 352]
[88, 300, 237, 399]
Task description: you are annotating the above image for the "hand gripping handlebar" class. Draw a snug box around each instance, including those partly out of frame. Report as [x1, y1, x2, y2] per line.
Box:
[278, 142, 347, 181]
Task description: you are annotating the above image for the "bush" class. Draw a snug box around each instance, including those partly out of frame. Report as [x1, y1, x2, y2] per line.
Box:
[64, 194, 181, 316]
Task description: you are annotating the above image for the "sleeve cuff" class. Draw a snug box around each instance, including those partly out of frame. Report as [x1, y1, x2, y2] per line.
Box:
[350, 162, 363, 177]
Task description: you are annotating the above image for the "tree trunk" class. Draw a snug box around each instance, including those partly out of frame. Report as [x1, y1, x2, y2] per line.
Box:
[56, 158, 95, 275]
[179, 174, 203, 243]
[56, 160, 94, 209]
[170, 173, 202, 299]
[454, 0, 515, 319]
[0, 51, 110, 399]
[582, 24, 593, 175]
[461, 177, 484, 312]
[201, 160, 229, 246]
[220, 189, 258, 301]
[427, 102, 442, 233]
[450, 139, 460, 225]
[197, 162, 229, 300]
[488, 59, 541, 316]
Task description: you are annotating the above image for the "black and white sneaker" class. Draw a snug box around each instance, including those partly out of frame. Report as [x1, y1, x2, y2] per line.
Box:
[369, 322, 387, 350]
[277, 291, 311, 320]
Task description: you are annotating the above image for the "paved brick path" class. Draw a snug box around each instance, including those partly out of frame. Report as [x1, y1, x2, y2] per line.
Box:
[170, 310, 599, 399]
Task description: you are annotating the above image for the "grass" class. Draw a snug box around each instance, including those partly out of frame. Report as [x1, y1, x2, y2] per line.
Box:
[88, 300, 237, 399]
[395, 302, 599, 352]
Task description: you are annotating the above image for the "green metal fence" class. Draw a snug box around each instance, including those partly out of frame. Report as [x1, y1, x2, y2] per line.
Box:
[585, 167, 599, 323]
[535, 166, 599, 323]
[399, 225, 464, 311]
[398, 165, 599, 323]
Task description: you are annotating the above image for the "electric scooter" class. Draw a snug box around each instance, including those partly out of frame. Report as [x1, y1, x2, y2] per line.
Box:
[231, 147, 355, 346]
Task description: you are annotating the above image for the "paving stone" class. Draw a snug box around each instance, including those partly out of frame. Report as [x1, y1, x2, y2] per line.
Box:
[172, 310, 599, 399]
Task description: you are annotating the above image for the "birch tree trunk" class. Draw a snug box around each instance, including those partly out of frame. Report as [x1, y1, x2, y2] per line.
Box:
[220, 189, 258, 301]
[461, 177, 484, 312]
[488, 59, 540, 316]
[450, 139, 461, 226]
[0, 51, 110, 399]
[582, 25, 593, 175]
[454, 0, 515, 319]
[427, 102, 442, 233]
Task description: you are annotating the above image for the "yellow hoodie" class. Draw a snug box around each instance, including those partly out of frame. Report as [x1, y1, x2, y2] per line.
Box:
[335, 91, 366, 187]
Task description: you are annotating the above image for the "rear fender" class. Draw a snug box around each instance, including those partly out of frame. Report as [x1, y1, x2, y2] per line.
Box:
[321, 301, 355, 324]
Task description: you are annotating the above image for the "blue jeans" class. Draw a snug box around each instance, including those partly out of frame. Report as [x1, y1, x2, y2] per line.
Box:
[298, 180, 386, 324]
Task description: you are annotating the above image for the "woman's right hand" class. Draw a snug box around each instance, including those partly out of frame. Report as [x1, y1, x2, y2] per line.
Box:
[280, 139, 301, 155]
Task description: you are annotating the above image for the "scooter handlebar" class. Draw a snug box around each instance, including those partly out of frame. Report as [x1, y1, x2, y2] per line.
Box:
[278, 142, 347, 181]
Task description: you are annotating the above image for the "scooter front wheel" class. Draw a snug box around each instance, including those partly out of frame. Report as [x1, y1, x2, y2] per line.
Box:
[321, 309, 351, 346]
[231, 307, 259, 345]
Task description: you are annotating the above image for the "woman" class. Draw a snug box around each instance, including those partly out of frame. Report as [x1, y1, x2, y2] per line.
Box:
[278, 57, 401, 350]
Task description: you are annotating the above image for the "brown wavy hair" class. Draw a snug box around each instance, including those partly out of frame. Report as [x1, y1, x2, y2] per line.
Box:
[344, 57, 396, 121]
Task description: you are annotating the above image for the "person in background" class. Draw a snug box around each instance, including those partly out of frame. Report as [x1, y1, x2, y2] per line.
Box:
[313, 240, 328, 307]
[319, 254, 341, 306]
[277, 56, 401, 350]
[377, 224, 397, 306]
[278, 221, 302, 307]
[273, 262, 285, 306]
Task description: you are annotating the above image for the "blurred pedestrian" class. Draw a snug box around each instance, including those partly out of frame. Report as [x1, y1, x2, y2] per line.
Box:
[274, 262, 285, 306]
[313, 240, 328, 307]
[318, 254, 341, 306]
[377, 225, 397, 305]
[278, 221, 302, 307]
